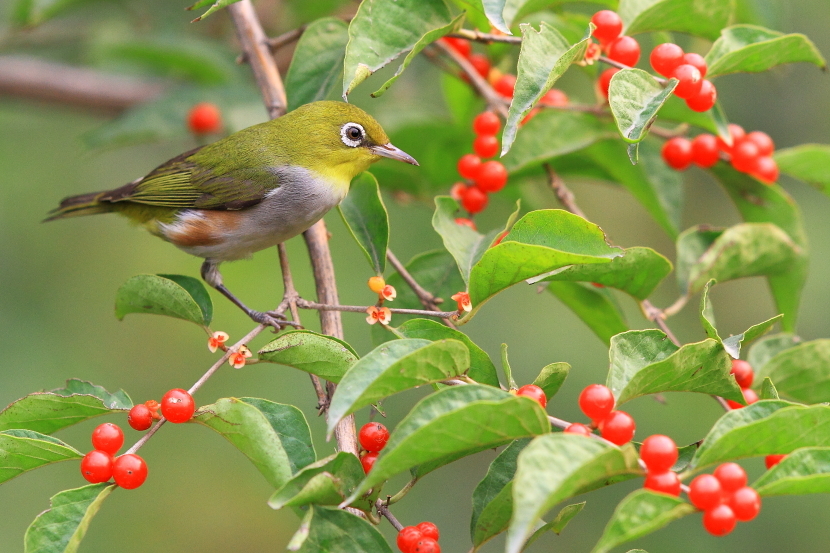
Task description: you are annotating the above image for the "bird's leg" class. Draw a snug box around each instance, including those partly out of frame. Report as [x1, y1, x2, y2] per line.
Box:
[200, 259, 301, 331]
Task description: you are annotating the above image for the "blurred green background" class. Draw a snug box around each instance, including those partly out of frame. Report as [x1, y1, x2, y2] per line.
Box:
[1, 0, 829, 552]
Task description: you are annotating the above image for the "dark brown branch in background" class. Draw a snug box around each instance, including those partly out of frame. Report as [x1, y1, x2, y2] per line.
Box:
[544, 163, 586, 219]
[386, 249, 458, 329]
[433, 39, 509, 119]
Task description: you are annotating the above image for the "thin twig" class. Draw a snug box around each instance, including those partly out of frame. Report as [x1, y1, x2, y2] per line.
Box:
[433, 40, 508, 118]
[376, 500, 404, 531]
[640, 300, 681, 346]
[386, 249, 458, 329]
[296, 298, 457, 319]
[544, 163, 586, 218]
[449, 29, 522, 45]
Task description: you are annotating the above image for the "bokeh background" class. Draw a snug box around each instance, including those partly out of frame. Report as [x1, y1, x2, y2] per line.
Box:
[1, 0, 829, 552]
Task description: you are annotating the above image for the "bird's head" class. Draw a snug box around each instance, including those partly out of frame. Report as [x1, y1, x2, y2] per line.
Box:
[279, 101, 418, 187]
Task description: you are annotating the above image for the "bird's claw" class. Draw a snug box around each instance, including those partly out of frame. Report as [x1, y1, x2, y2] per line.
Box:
[249, 310, 301, 332]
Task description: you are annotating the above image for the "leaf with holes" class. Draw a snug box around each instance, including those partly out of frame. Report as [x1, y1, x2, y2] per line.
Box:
[257, 330, 359, 384]
[338, 172, 389, 274]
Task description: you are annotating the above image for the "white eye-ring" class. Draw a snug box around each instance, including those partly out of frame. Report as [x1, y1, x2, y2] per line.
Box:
[340, 122, 365, 147]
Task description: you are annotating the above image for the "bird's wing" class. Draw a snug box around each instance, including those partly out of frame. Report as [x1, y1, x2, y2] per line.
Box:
[100, 146, 278, 211]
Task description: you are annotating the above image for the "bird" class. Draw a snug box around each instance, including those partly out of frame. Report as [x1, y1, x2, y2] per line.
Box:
[46, 101, 419, 328]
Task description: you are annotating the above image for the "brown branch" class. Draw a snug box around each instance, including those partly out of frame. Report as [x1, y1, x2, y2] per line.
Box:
[376, 500, 404, 531]
[0, 55, 166, 113]
[296, 299, 457, 319]
[449, 29, 522, 45]
[544, 163, 586, 219]
[386, 249, 458, 329]
[432, 40, 508, 119]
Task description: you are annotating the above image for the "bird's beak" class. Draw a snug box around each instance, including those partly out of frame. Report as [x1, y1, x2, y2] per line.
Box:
[370, 143, 419, 166]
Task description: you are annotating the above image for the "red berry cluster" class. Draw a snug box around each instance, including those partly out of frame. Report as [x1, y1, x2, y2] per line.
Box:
[187, 102, 223, 135]
[640, 434, 681, 495]
[725, 359, 759, 409]
[451, 112, 508, 217]
[80, 423, 148, 489]
[590, 10, 639, 99]
[661, 124, 779, 184]
[514, 384, 547, 408]
[566, 384, 636, 445]
[397, 521, 441, 553]
[689, 463, 761, 536]
[128, 388, 196, 430]
[358, 422, 390, 474]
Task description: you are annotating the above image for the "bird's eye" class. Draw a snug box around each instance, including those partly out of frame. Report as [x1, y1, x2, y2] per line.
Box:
[340, 122, 365, 147]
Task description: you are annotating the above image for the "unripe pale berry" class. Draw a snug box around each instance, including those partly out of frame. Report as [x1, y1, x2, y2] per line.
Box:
[368, 276, 386, 293]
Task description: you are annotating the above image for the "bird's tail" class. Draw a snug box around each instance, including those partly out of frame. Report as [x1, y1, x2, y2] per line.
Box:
[44, 191, 112, 222]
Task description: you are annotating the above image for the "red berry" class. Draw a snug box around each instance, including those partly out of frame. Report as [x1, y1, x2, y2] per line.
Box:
[361, 451, 379, 474]
[413, 538, 441, 553]
[564, 423, 593, 436]
[540, 88, 568, 107]
[450, 182, 467, 201]
[686, 79, 717, 112]
[160, 388, 195, 423]
[416, 521, 439, 541]
[473, 112, 501, 136]
[729, 486, 761, 521]
[590, 10, 623, 43]
[80, 450, 113, 484]
[474, 160, 508, 192]
[112, 453, 148, 489]
[397, 527, 423, 553]
[650, 43, 684, 77]
[672, 64, 703, 99]
[358, 422, 390, 453]
[726, 387, 758, 409]
[578, 384, 615, 422]
[746, 131, 775, 156]
[494, 74, 516, 98]
[461, 186, 488, 214]
[187, 102, 222, 135]
[751, 156, 779, 184]
[730, 359, 754, 389]
[455, 217, 477, 230]
[691, 134, 720, 168]
[441, 37, 471, 58]
[682, 53, 708, 78]
[765, 454, 786, 469]
[457, 154, 482, 180]
[716, 124, 746, 154]
[468, 54, 491, 78]
[516, 384, 547, 408]
[644, 470, 681, 496]
[607, 36, 641, 67]
[473, 135, 499, 158]
[127, 404, 154, 431]
[731, 140, 761, 173]
[91, 423, 124, 455]
[662, 137, 693, 170]
[714, 462, 747, 492]
[703, 504, 737, 536]
[689, 474, 724, 510]
[598, 68, 619, 99]
[640, 435, 678, 472]
[599, 411, 635, 445]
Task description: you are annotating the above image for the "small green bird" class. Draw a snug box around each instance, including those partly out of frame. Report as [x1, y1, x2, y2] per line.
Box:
[47, 101, 418, 326]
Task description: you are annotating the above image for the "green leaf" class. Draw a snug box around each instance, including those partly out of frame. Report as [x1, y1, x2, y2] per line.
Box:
[748, 333, 801, 373]
[547, 282, 628, 345]
[525, 502, 586, 548]
[451, 0, 510, 33]
[699, 280, 782, 359]
[190, 0, 241, 21]
[607, 330, 745, 405]
[775, 144, 830, 197]
[115, 274, 212, 326]
[753, 447, 830, 496]
[689, 402, 830, 469]
[12, 0, 104, 26]
[0, 430, 82, 485]
[502, 0, 616, 28]
[506, 434, 641, 553]
[657, 95, 719, 133]
[533, 362, 570, 400]
[536, 246, 672, 300]
[327, 339, 470, 435]
[395, 318, 500, 387]
[591, 489, 695, 553]
[756, 340, 830, 404]
[619, 0, 735, 41]
[471, 438, 531, 548]
[609, 69, 678, 145]
[760, 377, 780, 400]
[462, 210, 622, 322]
[268, 452, 366, 510]
[501, 23, 591, 155]
[502, 111, 612, 174]
[501, 344, 518, 390]
[346, 385, 550, 502]
[710, 164, 808, 332]
[25, 483, 115, 553]
[338, 172, 389, 274]
[432, 196, 500, 285]
[675, 223, 801, 296]
[157, 274, 213, 325]
[705, 25, 827, 78]
[193, 397, 315, 489]
[0, 380, 132, 434]
[342, 0, 463, 98]
[285, 18, 350, 111]
[287, 506, 393, 553]
[257, 330, 359, 384]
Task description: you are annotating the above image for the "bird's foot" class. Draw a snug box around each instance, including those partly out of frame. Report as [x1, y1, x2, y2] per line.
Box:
[249, 310, 302, 332]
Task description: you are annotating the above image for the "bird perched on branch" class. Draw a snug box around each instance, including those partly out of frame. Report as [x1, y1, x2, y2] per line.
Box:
[46, 101, 418, 327]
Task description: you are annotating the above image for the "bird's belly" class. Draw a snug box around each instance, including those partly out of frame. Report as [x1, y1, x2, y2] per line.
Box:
[161, 169, 346, 261]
